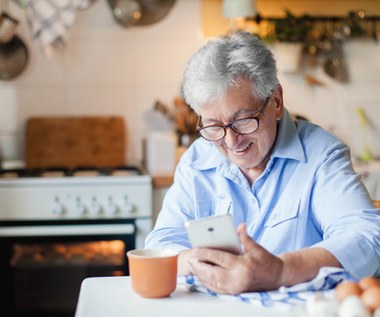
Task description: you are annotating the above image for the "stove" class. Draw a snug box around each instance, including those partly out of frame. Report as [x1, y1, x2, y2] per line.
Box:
[0, 165, 152, 222]
[0, 164, 152, 317]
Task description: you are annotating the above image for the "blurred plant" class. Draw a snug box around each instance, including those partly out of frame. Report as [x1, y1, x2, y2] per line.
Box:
[264, 9, 312, 43]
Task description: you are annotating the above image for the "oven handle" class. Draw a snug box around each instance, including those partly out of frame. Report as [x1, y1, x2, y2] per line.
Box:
[0, 224, 135, 237]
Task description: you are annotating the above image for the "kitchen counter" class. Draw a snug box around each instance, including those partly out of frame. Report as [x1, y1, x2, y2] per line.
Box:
[75, 276, 306, 317]
[152, 174, 173, 187]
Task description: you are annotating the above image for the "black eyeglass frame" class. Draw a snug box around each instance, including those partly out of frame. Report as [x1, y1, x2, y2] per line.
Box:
[196, 94, 272, 142]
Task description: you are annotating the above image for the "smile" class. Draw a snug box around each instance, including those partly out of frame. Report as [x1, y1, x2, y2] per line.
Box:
[229, 142, 252, 153]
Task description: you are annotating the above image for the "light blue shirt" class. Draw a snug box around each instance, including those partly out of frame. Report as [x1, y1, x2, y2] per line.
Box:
[145, 109, 380, 279]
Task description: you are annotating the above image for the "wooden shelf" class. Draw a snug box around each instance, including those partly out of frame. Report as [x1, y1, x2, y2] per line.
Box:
[151, 174, 173, 188]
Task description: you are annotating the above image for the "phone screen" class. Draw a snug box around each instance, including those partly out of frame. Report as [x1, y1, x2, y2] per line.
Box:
[185, 214, 242, 255]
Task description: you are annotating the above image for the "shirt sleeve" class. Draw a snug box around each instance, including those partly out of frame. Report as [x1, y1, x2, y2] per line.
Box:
[310, 142, 380, 278]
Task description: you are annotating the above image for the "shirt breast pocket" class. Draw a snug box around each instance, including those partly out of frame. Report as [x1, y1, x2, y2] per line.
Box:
[262, 199, 301, 253]
[195, 198, 232, 218]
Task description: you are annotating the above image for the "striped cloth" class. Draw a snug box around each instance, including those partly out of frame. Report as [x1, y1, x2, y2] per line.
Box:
[178, 267, 354, 310]
[22, 0, 82, 57]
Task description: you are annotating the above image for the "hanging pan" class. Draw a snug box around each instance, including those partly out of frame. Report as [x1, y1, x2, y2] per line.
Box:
[0, 35, 29, 80]
[107, 0, 142, 27]
[136, 0, 175, 26]
[0, 1, 28, 80]
[107, 0, 175, 27]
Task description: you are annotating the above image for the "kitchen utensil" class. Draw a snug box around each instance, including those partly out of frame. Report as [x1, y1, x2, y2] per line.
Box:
[323, 55, 348, 83]
[136, 0, 175, 26]
[107, 0, 142, 27]
[322, 27, 349, 83]
[25, 116, 127, 169]
[0, 35, 29, 80]
[0, 11, 19, 43]
[356, 107, 373, 162]
[372, 20, 378, 43]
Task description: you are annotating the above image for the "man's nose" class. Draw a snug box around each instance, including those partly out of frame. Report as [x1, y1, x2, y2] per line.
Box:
[223, 127, 239, 147]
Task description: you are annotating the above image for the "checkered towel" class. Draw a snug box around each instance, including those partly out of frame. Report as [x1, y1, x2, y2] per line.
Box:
[178, 267, 354, 310]
[22, 0, 82, 57]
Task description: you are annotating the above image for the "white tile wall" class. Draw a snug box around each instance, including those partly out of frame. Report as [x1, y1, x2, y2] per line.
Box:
[0, 0, 203, 163]
[0, 0, 379, 164]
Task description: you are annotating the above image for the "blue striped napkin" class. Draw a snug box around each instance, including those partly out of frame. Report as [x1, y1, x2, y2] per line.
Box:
[178, 267, 354, 310]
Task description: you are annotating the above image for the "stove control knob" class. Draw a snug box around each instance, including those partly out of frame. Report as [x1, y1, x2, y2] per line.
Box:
[74, 196, 87, 215]
[122, 195, 135, 214]
[52, 196, 65, 215]
[105, 196, 118, 214]
[89, 196, 102, 214]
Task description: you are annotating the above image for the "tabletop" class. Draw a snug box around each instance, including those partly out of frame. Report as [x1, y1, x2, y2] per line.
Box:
[74, 276, 307, 317]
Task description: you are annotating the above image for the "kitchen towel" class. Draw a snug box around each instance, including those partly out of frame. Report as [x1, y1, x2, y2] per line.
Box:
[178, 267, 354, 310]
[22, 0, 81, 57]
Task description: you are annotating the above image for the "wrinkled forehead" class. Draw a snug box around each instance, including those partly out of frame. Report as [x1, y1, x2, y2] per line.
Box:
[199, 83, 263, 123]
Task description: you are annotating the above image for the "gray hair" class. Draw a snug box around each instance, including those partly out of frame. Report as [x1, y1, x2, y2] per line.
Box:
[182, 32, 279, 114]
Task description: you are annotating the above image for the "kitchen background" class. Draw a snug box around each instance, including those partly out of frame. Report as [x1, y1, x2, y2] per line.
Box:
[1, 0, 380, 167]
[0, 2, 379, 315]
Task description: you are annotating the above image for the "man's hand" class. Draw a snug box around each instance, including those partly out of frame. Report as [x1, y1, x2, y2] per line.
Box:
[178, 223, 284, 294]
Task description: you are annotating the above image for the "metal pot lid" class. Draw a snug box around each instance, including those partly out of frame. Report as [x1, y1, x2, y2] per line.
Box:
[107, 0, 142, 27]
[0, 35, 29, 80]
[136, 0, 175, 26]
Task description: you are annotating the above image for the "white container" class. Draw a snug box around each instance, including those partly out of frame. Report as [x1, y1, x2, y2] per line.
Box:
[146, 131, 177, 174]
[271, 42, 303, 74]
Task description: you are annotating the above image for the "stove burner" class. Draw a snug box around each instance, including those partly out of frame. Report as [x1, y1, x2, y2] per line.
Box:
[0, 165, 144, 179]
[104, 166, 143, 177]
[0, 168, 45, 178]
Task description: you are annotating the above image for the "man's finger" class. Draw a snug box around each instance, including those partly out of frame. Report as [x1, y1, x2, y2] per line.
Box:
[237, 223, 259, 254]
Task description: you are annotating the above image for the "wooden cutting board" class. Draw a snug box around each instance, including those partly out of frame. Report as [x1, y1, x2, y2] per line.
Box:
[25, 116, 127, 169]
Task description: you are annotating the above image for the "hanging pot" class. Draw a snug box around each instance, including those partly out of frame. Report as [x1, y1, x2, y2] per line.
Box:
[107, 0, 175, 27]
[0, 35, 29, 80]
[0, 11, 19, 43]
[136, 0, 175, 26]
[107, 0, 142, 27]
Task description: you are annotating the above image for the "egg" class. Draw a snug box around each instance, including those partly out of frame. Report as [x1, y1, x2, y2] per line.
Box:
[359, 277, 380, 291]
[335, 280, 363, 302]
[306, 293, 338, 317]
[361, 286, 380, 312]
[338, 295, 371, 317]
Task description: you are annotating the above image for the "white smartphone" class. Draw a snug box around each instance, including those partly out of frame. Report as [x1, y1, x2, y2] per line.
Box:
[184, 214, 242, 255]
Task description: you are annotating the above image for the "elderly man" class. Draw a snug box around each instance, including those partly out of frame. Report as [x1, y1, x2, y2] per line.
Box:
[145, 32, 380, 294]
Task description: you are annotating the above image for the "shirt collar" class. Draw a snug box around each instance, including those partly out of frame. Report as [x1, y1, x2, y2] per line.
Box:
[271, 109, 306, 163]
[189, 108, 306, 171]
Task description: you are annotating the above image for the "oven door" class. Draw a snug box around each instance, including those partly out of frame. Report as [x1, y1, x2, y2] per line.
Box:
[0, 219, 136, 317]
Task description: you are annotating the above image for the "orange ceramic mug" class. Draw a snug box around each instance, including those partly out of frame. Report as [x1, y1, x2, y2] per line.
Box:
[127, 248, 179, 298]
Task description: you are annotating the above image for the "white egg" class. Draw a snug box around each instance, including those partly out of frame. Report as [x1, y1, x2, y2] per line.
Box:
[306, 294, 338, 317]
[338, 295, 371, 317]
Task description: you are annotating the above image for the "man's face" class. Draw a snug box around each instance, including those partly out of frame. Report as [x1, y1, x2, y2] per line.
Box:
[199, 78, 284, 172]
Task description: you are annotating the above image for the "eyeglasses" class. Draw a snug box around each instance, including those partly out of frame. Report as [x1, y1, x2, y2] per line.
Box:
[196, 94, 272, 142]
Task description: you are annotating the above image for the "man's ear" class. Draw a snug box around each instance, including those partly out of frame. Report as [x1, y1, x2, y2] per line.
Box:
[274, 84, 284, 121]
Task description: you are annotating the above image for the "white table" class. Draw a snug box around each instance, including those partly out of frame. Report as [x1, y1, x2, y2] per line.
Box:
[75, 276, 306, 317]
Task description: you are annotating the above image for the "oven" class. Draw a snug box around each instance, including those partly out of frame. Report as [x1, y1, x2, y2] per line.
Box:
[0, 166, 152, 317]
